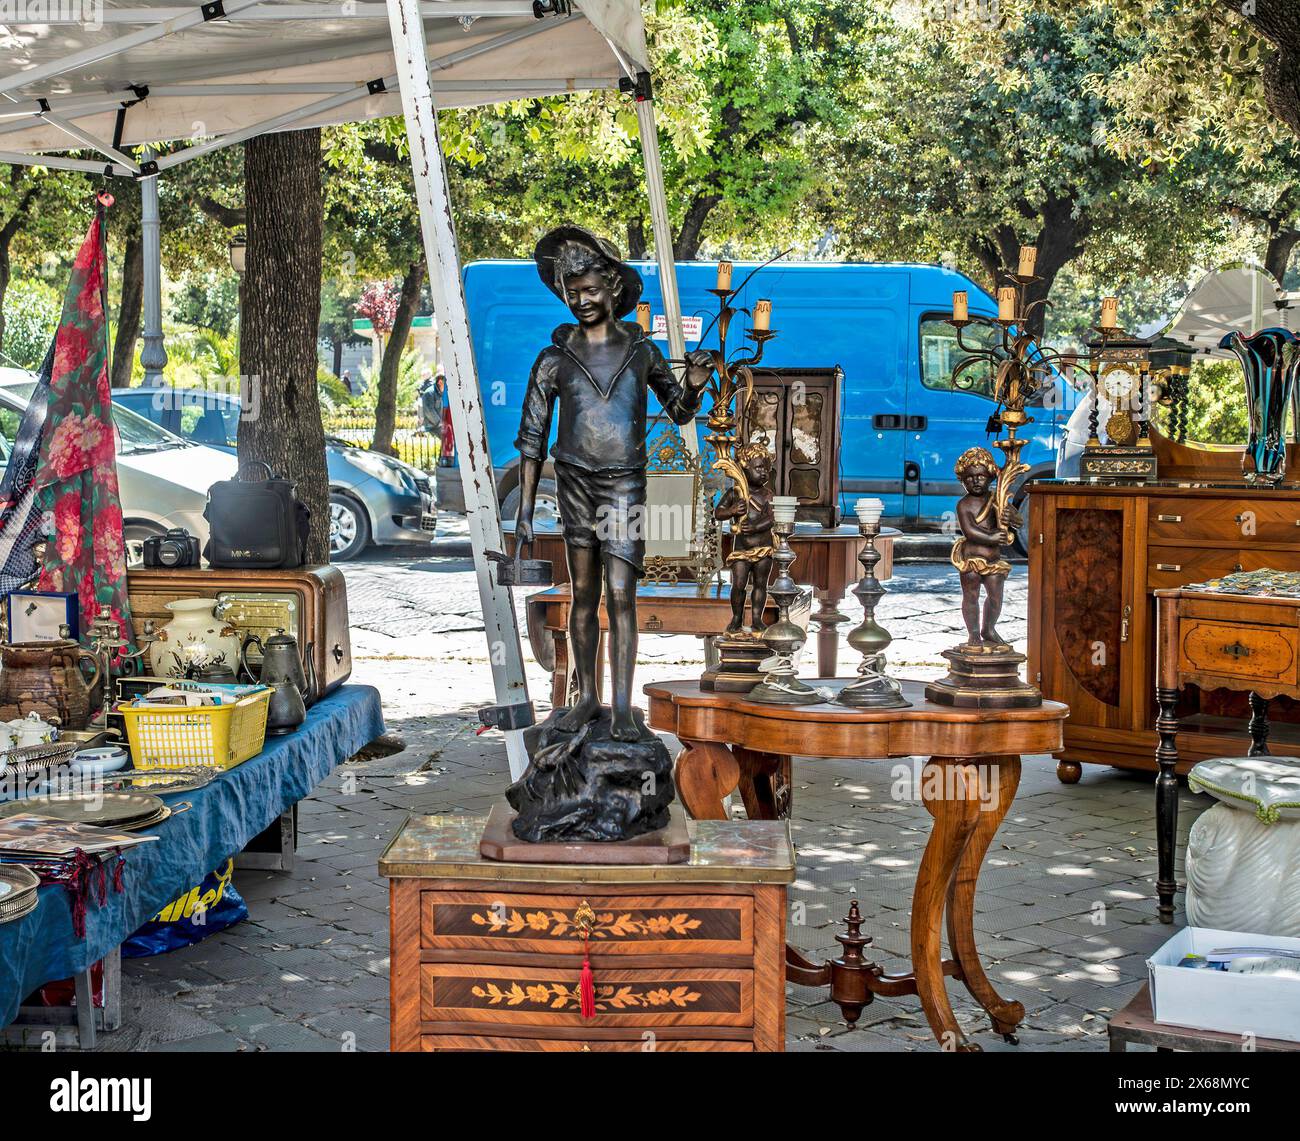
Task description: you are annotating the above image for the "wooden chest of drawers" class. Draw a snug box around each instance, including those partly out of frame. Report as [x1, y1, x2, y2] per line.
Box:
[380, 813, 795, 1053]
[1027, 479, 1300, 779]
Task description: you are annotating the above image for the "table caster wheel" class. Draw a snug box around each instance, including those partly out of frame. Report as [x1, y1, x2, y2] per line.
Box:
[1056, 759, 1082, 785]
[1002, 1032, 1019, 1045]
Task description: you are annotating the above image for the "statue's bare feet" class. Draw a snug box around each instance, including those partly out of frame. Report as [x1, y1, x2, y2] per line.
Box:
[557, 695, 600, 733]
[981, 627, 1011, 650]
[610, 706, 640, 742]
[724, 617, 743, 634]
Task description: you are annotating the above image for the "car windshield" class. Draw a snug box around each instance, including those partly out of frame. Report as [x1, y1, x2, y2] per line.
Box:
[0, 381, 194, 455]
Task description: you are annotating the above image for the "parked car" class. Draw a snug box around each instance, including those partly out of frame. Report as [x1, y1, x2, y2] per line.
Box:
[112, 388, 437, 560]
[464, 260, 1077, 554]
[0, 369, 237, 566]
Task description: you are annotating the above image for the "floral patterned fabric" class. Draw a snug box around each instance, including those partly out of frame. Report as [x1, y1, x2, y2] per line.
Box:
[34, 203, 134, 660]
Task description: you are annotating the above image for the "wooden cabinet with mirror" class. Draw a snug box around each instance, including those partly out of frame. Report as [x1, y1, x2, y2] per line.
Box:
[741, 367, 843, 528]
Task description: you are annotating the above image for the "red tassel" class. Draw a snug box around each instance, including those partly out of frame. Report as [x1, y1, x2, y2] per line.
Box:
[579, 934, 595, 1020]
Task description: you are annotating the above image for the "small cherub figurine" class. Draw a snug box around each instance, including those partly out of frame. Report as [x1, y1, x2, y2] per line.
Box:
[951, 446, 1021, 650]
[714, 442, 776, 634]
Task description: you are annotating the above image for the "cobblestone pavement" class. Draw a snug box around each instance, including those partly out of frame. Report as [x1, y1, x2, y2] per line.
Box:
[99, 546, 1201, 1053]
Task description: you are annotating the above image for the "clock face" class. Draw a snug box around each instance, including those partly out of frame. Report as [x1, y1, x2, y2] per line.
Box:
[1101, 365, 1137, 402]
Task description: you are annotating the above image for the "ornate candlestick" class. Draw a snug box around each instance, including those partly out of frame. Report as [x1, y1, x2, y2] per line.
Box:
[86, 605, 156, 731]
[749, 496, 821, 705]
[836, 498, 909, 709]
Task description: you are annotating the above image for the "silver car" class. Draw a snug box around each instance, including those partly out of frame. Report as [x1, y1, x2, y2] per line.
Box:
[0, 370, 236, 565]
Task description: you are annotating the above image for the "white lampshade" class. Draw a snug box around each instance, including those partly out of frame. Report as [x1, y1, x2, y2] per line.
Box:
[771, 495, 798, 524]
[228, 236, 247, 275]
[855, 497, 884, 524]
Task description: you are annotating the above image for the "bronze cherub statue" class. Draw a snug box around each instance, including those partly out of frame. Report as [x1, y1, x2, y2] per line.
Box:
[950, 445, 1020, 651]
[714, 440, 776, 635]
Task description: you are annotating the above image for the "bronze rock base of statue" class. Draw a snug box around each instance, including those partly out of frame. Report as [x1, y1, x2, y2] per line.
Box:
[503, 706, 677, 845]
[924, 645, 1042, 709]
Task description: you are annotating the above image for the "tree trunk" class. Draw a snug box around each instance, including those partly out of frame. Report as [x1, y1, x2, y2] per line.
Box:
[674, 192, 722, 260]
[238, 130, 331, 564]
[626, 217, 647, 259]
[1233, 1, 1300, 138]
[1266, 226, 1300, 282]
[371, 257, 425, 457]
[111, 227, 144, 388]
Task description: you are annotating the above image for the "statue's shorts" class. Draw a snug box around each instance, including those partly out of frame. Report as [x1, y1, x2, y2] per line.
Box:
[555, 461, 646, 576]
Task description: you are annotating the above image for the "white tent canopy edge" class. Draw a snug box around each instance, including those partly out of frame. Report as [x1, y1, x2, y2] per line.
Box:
[0, 0, 691, 779]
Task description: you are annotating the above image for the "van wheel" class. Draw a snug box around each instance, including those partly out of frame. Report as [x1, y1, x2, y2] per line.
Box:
[500, 478, 561, 530]
[330, 492, 371, 561]
[1011, 489, 1031, 557]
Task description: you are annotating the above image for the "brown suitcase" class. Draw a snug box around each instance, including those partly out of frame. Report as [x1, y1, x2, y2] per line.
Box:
[126, 565, 351, 702]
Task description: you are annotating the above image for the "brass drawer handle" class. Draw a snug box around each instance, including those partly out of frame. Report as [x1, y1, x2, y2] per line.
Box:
[1156, 514, 1183, 523]
[1156, 563, 1182, 572]
[1234, 562, 1244, 572]
[1222, 641, 1252, 659]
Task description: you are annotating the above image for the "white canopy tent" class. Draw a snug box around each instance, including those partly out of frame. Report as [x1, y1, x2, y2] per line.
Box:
[0, 0, 691, 777]
[1138, 262, 1296, 359]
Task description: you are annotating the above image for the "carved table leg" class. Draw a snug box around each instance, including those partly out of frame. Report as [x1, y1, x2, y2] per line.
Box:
[814, 589, 847, 677]
[734, 747, 792, 820]
[913, 758, 983, 1051]
[674, 740, 741, 820]
[551, 630, 570, 710]
[1155, 685, 1181, 924]
[1248, 691, 1271, 756]
[946, 755, 1025, 1042]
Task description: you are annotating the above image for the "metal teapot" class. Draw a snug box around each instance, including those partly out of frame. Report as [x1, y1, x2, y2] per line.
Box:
[239, 629, 315, 696]
[240, 629, 313, 736]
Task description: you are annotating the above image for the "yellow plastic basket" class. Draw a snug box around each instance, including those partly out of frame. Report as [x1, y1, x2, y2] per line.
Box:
[121, 688, 271, 771]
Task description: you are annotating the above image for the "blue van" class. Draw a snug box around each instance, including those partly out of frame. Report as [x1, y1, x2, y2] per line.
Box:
[464, 261, 1072, 551]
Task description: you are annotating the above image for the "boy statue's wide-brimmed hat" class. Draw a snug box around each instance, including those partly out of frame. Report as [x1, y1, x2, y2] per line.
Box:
[533, 224, 643, 318]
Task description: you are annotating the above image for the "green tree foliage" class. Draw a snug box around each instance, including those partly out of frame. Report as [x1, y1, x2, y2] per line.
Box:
[0, 276, 60, 369]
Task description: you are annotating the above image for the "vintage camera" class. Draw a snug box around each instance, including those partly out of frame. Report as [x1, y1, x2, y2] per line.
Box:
[142, 527, 201, 569]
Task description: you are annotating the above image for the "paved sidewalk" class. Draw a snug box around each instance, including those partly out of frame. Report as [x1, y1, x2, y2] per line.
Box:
[95, 556, 1197, 1052]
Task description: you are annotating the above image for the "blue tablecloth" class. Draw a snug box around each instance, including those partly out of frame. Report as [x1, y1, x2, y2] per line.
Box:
[0, 684, 385, 1026]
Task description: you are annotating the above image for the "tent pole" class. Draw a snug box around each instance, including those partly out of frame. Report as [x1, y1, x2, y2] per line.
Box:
[385, 0, 530, 779]
[634, 81, 698, 458]
[140, 155, 168, 388]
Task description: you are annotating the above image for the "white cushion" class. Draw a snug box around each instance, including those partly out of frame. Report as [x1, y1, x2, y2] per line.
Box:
[1189, 757, 1300, 824]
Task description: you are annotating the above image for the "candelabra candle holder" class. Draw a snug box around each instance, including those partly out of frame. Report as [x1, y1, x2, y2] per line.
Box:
[836, 499, 909, 709]
[86, 605, 156, 731]
[749, 498, 822, 705]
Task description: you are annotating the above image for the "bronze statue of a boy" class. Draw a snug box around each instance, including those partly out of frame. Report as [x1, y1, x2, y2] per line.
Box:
[514, 226, 713, 742]
[951, 446, 1019, 650]
[714, 441, 775, 634]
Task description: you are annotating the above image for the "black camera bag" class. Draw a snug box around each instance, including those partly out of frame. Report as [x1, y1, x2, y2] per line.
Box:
[203, 461, 311, 569]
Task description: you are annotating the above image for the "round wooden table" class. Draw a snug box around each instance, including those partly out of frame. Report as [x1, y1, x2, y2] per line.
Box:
[644, 677, 1068, 1052]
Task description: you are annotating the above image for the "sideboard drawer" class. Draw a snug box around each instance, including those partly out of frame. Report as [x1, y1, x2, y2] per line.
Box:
[421, 963, 753, 1027]
[1147, 545, 1276, 590]
[421, 1034, 753, 1052]
[1150, 498, 1300, 544]
[1180, 619, 1299, 684]
[420, 891, 753, 956]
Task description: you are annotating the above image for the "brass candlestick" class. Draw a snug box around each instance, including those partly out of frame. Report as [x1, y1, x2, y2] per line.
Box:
[86, 605, 156, 731]
[749, 504, 821, 705]
[837, 504, 908, 709]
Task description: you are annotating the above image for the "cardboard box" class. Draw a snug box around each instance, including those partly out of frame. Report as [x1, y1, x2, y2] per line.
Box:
[1148, 926, 1300, 1043]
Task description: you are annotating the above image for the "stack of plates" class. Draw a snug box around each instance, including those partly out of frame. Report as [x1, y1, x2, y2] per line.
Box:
[0, 792, 170, 831]
[0, 864, 40, 924]
[99, 767, 215, 797]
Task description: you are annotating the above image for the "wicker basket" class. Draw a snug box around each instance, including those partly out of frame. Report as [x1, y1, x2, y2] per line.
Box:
[121, 689, 271, 771]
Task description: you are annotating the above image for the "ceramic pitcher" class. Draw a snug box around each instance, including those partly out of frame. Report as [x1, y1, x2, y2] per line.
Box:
[147, 598, 242, 679]
[0, 639, 101, 730]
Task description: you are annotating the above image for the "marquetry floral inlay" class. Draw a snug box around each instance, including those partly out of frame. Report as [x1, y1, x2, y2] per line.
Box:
[468, 908, 703, 939]
[468, 981, 704, 1011]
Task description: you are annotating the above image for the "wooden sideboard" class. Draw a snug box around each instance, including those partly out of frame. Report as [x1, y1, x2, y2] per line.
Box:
[382, 813, 795, 1052]
[1027, 479, 1300, 781]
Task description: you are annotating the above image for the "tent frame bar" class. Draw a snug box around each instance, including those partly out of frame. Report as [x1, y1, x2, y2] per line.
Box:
[0, 15, 578, 178]
[8, 1, 535, 23]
